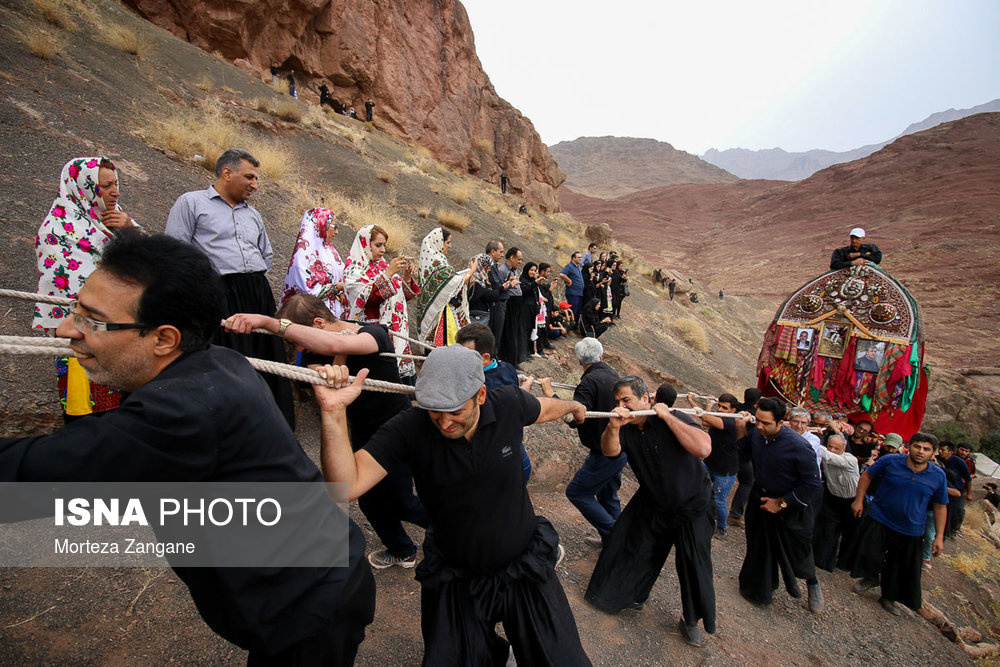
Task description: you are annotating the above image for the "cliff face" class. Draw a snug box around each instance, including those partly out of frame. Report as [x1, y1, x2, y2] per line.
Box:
[122, 0, 564, 210]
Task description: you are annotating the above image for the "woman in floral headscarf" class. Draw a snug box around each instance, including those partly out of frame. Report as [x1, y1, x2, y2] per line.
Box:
[34, 156, 141, 420]
[413, 227, 474, 347]
[343, 224, 420, 380]
[280, 207, 347, 318]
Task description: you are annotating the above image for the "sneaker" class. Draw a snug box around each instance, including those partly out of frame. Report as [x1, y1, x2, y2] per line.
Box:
[714, 528, 727, 539]
[622, 601, 644, 613]
[678, 619, 702, 647]
[729, 517, 745, 527]
[852, 577, 877, 594]
[584, 536, 605, 548]
[807, 582, 823, 614]
[368, 548, 417, 570]
[923, 560, 932, 570]
[879, 598, 901, 616]
[555, 544, 565, 567]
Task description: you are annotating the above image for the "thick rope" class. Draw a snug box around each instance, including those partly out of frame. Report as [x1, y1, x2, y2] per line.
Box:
[0, 289, 73, 307]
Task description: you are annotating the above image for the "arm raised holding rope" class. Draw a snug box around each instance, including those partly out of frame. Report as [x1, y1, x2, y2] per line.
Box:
[313, 366, 388, 501]
[225, 312, 378, 357]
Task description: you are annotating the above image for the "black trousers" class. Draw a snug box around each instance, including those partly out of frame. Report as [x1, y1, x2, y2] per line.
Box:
[415, 518, 590, 667]
[812, 488, 858, 572]
[585, 488, 716, 633]
[945, 494, 965, 537]
[738, 486, 817, 606]
[358, 464, 429, 557]
[845, 515, 925, 609]
[490, 300, 507, 359]
[730, 459, 755, 519]
[215, 272, 296, 430]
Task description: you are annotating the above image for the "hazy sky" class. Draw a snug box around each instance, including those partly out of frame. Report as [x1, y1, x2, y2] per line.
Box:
[462, 0, 1000, 155]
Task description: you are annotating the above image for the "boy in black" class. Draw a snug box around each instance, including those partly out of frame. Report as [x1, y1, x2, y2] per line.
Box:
[314, 345, 592, 666]
[229, 293, 429, 569]
[585, 376, 716, 647]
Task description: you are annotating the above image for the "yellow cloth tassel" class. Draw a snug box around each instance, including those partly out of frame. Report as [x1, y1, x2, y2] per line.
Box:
[65, 357, 93, 416]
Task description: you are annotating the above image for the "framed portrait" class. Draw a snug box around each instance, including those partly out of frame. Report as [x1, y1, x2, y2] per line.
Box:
[817, 320, 852, 359]
[795, 327, 815, 351]
[854, 339, 886, 373]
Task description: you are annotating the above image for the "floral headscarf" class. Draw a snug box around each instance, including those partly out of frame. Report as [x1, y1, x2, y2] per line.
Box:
[280, 208, 347, 318]
[343, 224, 416, 376]
[471, 252, 494, 289]
[34, 157, 128, 330]
[414, 227, 469, 342]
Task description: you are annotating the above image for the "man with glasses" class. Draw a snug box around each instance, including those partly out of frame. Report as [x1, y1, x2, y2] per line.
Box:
[848, 420, 876, 470]
[0, 234, 375, 662]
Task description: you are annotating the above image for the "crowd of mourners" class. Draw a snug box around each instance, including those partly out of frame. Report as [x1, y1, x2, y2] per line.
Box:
[5, 148, 990, 664]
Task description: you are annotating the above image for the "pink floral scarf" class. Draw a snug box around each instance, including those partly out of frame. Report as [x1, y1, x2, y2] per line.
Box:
[280, 207, 347, 318]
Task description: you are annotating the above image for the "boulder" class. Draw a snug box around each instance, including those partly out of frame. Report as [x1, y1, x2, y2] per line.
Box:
[121, 0, 565, 211]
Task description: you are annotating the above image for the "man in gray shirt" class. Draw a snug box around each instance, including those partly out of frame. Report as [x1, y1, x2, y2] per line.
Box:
[165, 148, 295, 428]
[812, 434, 861, 571]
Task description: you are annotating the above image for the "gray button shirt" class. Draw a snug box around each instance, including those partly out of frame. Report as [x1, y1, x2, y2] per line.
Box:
[165, 186, 273, 275]
[820, 447, 860, 499]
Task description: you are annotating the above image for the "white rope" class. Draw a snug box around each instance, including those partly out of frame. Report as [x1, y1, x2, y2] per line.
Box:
[517, 374, 576, 391]
[0, 289, 72, 306]
[0, 336, 72, 347]
[236, 324, 434, 359]
[584, 408, 754, 421]
[380, 352, 427, 361]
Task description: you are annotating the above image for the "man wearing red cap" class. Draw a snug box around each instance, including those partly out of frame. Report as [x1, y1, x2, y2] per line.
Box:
[830, 227, 883, 270]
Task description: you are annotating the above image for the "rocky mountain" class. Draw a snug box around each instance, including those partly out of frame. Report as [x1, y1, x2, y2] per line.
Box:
[121, 0, 565, 211]
[548, 136, 737, 199]
[562, 113, 1000, 432]
[701, 98, 1000, 181]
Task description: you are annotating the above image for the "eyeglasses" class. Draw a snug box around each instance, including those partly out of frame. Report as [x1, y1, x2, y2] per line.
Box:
[68, 301, 146, 334]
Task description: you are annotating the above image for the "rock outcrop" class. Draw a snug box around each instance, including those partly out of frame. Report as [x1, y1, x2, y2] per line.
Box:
[122, 0, 565, 210]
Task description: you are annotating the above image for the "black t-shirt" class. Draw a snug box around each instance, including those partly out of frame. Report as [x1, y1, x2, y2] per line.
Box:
[345, 324, 410, 447]
[364, 385, 541, 573]
[617, 411, 711, 515]
[704, 416, 739, 475]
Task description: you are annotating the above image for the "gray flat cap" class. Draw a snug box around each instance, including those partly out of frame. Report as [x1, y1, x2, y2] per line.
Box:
[414, 344, 485, 411]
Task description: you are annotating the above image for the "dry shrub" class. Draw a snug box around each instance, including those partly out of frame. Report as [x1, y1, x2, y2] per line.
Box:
[962, 503, 988, 533]
[472, 137, 494, 156]
[195, 74, 214, 92]
[364, 121, 375, 132]
[254, 98, 270, 113]
[376, 168, 395, 184]
[435, 163, 450, 176]
[418, 159, 434, 174]
[271, 79, 290, 96]
[272, 100, 303, 123]
[951, 553, 988, 578]
[343, 195, 414, 255]
[671, 317, 709, 353]
[221, 85, 238, 95]
[416, 207, 431, 218]
[27, 32, 62, 60]
[445, 181, 473, 205]
[102, 24, 152, 57]
[245, 140, 294, 182]
[32, 0, 73, 30]
[552, 231, 578, 251]
[437, 209, 471, 231]
[429, 182, 442, 195]
[413, 144, 432, 160]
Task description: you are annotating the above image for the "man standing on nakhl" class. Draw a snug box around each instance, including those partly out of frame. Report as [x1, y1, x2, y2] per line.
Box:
[585, 376, 716, 647]
[314, 345, 592, 665]
[845, 432, 948, 615]
[735, 397, 824, 613]
[830, 227, 882, 270]
[165, 148, 295, 429]
[0, 234, 375, 663]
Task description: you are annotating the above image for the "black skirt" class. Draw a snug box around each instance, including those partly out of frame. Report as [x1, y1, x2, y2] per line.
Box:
[843, 514, 925, 609]
[498, 297, 527, 364]
[215, 272, 295, 430]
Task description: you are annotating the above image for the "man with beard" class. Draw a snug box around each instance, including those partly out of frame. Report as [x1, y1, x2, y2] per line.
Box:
[736, 398, 823, 613]
[830, 227, 882, 270]
[585, 376, 715, 647]
[845, 432, 948, 615]
[848, 419, 877, 470]
[165, 148, 295, 429]
[315, 345, 591, 665]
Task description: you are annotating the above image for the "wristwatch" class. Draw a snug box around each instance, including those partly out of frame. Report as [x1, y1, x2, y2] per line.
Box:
[779, 499, 788, 510]
[276, 318, 293, 337]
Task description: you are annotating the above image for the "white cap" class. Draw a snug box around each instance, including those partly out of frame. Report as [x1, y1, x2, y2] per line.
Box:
[849, 227, 866, 238]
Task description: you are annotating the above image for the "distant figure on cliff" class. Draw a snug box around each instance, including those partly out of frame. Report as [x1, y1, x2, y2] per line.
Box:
[830, 227, 882, 270]
[286, 70, 297, 98]
[668, 278, 676, 300]
[318, 81, 334, 110]
[349, 106, 359, 120]
[269, 61, 280, 85]
[719, 289, 725, 301]
[500, 170, 509, 194]
[364, 99, 375, 121]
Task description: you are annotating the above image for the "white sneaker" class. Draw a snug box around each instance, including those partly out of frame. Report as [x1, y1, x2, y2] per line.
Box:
[555, 544, 565, 567]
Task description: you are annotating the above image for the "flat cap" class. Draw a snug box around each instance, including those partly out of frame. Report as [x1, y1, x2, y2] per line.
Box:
[414, 344, 485, 412]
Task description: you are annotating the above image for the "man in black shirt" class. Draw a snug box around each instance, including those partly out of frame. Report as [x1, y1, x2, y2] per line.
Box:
[585, 376, 716, 648]
[228, 293, 430, 569]
[830, 227, 883, 270]
[848, 420, 876, 469]
[938, 442, 972, 538]
[735, 397, 824, 614]
[0, 235, 375, 663]
[314, 345, 591, 665]
[364, 99, 375, 121]
[729, 387, 761, 526]
[540, 338, 623, 547]
[689, 392, 740, 537]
